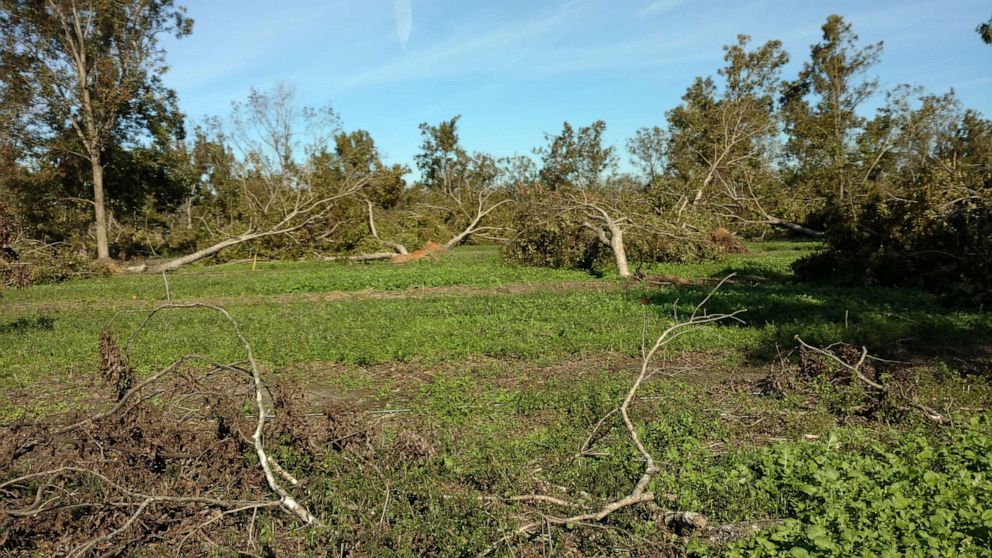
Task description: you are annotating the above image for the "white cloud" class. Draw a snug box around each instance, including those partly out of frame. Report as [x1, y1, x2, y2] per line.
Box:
[637, 0, 688, 18]
[344, 2, 581, 88]
[394, 0, 413, 49]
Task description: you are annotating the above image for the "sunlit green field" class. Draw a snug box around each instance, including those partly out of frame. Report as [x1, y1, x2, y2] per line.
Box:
[2, 242, 990, 556]
[2, 243, 989, 390]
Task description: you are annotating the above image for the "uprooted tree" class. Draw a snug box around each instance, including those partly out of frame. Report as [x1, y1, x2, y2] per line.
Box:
[506, 182, 732, 278]
[328, 116, 513, 262]
[125, 84, 371, 273]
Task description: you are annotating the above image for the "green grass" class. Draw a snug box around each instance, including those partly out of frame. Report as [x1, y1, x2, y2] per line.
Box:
[268, 360, 992, 556]
[2, 240, 991, 556]
[2, 242, 990, 398]
[0, 246, 593, 305]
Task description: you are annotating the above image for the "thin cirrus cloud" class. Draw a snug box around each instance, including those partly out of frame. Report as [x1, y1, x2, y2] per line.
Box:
[343, 0, 682, 88]
[394, 0, 413, 49]
[345, 4, 568, 87]
[341, 0, 734, 90]
[637, 0, 689, 18]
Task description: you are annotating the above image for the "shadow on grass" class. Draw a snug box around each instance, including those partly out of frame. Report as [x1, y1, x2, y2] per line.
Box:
[629, 277, 992, 362]
[711, 265, 793, 284]
[0, 316, 55, 335]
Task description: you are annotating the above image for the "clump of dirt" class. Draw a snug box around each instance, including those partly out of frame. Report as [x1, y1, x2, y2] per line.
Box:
[711, 227, 747, 254]
[391, 241, 446, 263]
[754, 343, 915, 424]
[1, 349, 347, 556]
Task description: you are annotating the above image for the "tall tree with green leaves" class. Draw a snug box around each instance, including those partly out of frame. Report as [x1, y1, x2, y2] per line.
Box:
[781, 14, 882, 210]
[979, 15, 992, 44]
[0, 0, 193, 262]
[333, 129, 407, 209]
[537, 120, 616, 190]
[626, 126, 668, 186]
[666, 35, 789, 213]
[414, 116, 467, 196]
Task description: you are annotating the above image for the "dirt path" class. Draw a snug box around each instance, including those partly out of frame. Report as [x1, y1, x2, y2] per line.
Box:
[1, 279, 621, 314]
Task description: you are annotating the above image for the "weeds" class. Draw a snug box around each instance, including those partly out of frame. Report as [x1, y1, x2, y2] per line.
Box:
[1, 242, 990, 556]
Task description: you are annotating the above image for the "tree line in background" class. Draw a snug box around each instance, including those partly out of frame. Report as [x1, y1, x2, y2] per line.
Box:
[1, 3, 991, 303]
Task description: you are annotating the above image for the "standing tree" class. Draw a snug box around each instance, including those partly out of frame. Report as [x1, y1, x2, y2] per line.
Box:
[333, 129, 407, 209]
[414, 118, 512, 250]
[0, 0, 192, 262]
[979, 15, 991, 44]
[537, 120, 617, 190]
[657, 35, 825, 235]
[626, 126, 668, 187]
[665, 35, 789, 216]
[781, 15, 882, 213]
[414, 115, 467, 196]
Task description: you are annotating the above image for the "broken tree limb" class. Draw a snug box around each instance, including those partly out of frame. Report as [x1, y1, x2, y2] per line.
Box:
[763, 215, 824, 237]
[325, 188, 511, 262]
[366, 199, 408, 255]
[322, 251, 399, 262]
[441, 189, 513, 250]
[714, 168, 824, 237]
[124, 303, 322, 524]
[483, 276, 745, 555]
[794, 336, 950, 425]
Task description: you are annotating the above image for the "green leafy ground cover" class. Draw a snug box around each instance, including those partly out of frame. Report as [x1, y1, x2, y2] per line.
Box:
[1, 241, 990, 556]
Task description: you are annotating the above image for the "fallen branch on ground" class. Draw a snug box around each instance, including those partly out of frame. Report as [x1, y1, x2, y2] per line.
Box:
[483, 275, 745, 555]
[1, 303, 324, 555]
[794, 336, 950, 425]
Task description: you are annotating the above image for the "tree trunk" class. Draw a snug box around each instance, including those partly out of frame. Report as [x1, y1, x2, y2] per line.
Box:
[322, 252, 397, 262]
[365, 200, 407, 254]
[444, 229, 472, 251]
[766, 216, 824, 237]
[90, 155, 110, 261]
[126, 233, 262, 274]
[608, 225, 631, 278]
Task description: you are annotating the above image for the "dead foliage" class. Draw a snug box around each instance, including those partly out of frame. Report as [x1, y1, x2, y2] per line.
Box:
[1, 306, 327, 556]
[98, 329, 133, 401]
[391, 241, 446, 263]
[1, 359, 308, 556]
[710, 227, 747, 254]
[0, 302, 450, 556]
[753, 338, 949, 425]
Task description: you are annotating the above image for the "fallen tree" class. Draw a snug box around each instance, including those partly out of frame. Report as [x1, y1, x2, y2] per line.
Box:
[126, 177, 368, 273]
[561, 191, 634, 277]
[326, 186, 511, 263]
[124, 84, 371, 273]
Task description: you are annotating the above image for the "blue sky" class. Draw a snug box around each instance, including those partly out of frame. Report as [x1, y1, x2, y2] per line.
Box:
[160, 0, 992, 171]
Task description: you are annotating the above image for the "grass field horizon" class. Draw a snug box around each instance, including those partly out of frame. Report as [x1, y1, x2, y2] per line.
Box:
[2, 241, 990, 556]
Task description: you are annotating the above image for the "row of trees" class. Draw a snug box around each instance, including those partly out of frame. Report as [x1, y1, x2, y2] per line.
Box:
[1, 4, 990, 300]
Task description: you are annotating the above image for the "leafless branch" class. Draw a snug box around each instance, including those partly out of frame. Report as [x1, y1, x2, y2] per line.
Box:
[484, 277, 744, 555]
